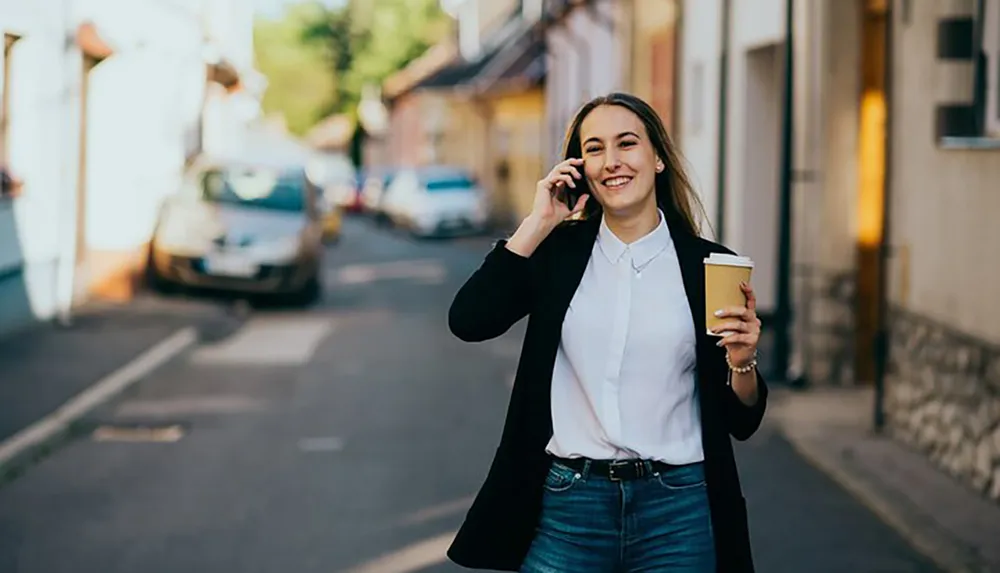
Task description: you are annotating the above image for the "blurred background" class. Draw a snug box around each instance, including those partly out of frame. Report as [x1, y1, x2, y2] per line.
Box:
[0, 0, 998, 571]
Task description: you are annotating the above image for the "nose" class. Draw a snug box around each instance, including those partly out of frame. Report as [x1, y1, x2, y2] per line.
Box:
[603, 150, 622, 172]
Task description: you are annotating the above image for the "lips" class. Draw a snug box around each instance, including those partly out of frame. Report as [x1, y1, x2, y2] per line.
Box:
[602, 176, 633, 190]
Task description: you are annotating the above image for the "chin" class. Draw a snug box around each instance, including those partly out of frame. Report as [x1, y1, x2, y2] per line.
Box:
[600, 196, 644, 215]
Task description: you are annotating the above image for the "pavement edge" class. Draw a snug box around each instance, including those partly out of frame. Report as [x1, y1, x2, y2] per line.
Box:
[780, 428, 989, 573]
[0, 326, 199, 480]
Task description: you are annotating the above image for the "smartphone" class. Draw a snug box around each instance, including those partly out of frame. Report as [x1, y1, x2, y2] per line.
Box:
[554, 162, 584, 210]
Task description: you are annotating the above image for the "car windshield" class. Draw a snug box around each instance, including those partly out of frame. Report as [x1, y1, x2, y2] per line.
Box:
[201, 167, 306, 212]
[423, 175, 475, 192]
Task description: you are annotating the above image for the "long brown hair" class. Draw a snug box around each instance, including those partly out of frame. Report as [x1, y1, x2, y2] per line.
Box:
[561, 92, 706, 237]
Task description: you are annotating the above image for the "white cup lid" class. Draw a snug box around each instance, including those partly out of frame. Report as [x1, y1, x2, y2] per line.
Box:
[703, 253, 754, 268]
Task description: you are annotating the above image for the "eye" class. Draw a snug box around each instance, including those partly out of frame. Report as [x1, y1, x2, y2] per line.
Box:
[584, 145, 601, 154]
[620, 140, 637, 148]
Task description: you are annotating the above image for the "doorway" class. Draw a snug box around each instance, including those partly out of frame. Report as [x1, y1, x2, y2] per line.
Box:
[742, 43, 783, 318]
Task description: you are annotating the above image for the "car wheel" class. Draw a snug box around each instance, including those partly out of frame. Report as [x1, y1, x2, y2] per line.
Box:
[291, 274, 322, 307]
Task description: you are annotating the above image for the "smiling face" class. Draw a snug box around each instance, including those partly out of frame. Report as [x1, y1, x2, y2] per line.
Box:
[578, 104, 661, 218]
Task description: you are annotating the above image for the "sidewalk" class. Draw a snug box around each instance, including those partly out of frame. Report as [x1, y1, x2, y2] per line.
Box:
[0, 294, 244, 476]
[770, 386, 1000, 573]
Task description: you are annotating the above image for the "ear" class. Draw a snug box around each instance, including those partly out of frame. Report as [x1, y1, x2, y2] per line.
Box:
[655, 158, 665, 173]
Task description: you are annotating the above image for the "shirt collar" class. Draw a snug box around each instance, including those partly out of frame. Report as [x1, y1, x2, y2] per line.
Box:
[597, 209, 672, 267]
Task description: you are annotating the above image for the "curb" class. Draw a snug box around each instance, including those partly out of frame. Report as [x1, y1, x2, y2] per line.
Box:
[0, 326, 199, 479]
[781, 429, 991, 573]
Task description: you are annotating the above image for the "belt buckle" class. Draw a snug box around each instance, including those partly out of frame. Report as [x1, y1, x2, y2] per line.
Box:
[608, 460, 631, 482]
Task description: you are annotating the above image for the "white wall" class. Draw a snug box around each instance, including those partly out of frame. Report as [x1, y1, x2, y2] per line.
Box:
[75, 0, 206, 260]
[201, 0, 265, 159]
[678, 0, 828, 318]
[76, 0, 261, 258]
[0, 0, 82, 329]
[723, 0, 786, 315]
[677, 0, 723, 238]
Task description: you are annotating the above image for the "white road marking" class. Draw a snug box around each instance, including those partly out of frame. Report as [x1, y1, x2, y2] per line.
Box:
[0, 327, 198, 468]
[394, 495, 475, 527]
[330, 259, 447, 286]
[341, 530, 457, 573]
[297, 436, 345, 452]
[190, 317, 333, 366]
[115, 395, 267, 417]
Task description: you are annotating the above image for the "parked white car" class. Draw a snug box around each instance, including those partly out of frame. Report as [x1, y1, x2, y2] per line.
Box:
[381, 166, 490, 237]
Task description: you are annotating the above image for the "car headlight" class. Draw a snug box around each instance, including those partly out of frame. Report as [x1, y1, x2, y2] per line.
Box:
[155, 217, 210, 253]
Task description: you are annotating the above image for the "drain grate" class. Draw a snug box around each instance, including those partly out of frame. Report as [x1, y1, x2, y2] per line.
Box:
[92, 423, 186, 443]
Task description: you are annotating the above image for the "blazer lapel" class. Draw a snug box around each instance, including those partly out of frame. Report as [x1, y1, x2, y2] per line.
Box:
[668, 222, 708, 341]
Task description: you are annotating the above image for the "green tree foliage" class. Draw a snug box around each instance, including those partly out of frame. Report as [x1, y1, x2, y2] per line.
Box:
[254, 0, 453, 135]
[253, 3, 337, 135]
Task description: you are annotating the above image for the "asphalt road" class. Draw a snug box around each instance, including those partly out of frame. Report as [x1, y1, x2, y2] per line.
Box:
[0, 217, 941, 573]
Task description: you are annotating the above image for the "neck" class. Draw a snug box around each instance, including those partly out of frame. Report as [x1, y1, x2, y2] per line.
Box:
[604, 201, 661, 244]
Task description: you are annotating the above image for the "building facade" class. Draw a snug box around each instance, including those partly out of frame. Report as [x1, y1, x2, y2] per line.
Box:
[382, 0, 546, 227]
[543, 0, 622, 165]
[0, 0, 83, 333]
[675, 0, 1000, 500]
[0, 0, 262, 337]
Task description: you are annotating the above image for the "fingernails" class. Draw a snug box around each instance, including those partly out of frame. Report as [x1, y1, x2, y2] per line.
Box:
[716, 338, 724, 347]
[714, 309, 723, 317]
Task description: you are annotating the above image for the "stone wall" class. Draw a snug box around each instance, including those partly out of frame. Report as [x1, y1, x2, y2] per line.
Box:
[885, 308, 1000, 502]
[792, 266, 857, 386]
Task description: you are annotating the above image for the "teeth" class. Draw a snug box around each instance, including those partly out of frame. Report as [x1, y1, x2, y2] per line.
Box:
[605, 177, 631, 187]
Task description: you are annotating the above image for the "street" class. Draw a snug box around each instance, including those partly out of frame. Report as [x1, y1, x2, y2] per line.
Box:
[0, 217, 942, 573]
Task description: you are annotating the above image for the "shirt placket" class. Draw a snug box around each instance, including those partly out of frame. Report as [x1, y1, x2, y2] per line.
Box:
[601, 248, 632, 444]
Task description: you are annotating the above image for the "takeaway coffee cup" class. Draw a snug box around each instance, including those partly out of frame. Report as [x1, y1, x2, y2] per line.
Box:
[704, 253, 754, 336]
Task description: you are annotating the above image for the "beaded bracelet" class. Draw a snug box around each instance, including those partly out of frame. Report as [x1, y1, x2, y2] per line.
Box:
[726, 350, 758, 374]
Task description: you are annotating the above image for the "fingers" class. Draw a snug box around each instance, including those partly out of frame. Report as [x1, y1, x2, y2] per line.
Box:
[741, 281, 757, 313]
[710, 321, 751, 335]
[714, 306, 755, 322]
[548, 158, 582, 178]
[549, 174, 576, 189]
[570, 193, 589, 213]
[716, 332, 757, 347]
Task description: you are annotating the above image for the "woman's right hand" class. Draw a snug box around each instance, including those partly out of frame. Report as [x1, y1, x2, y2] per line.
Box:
[506, 159, 590, 258]
[531, 158, 589, 226]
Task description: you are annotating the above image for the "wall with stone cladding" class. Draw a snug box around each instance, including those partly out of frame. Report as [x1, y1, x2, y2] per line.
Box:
[792, 266, 857, 386]
[885, 308, 1000, 502]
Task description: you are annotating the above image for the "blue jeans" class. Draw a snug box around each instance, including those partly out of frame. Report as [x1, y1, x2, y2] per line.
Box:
[521, 459, 716, 573]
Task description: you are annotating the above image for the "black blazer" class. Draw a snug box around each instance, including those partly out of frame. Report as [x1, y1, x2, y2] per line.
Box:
[446, 215, 768, 572]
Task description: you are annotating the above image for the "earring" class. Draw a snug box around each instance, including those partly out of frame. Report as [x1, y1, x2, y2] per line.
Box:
[656, 161, 664, 172]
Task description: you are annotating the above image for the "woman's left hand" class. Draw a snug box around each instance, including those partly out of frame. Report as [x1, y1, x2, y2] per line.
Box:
[712, 281, 760, 368]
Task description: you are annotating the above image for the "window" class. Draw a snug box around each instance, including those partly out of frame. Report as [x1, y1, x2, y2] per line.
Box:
[200, 167, 308, 213]
[1, 33, 22, 199]
[984, 0, 1000, 136]
[937, 1, 1000, 143]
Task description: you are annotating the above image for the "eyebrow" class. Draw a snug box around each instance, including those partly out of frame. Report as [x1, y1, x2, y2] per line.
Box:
[582, 131, 641, 146]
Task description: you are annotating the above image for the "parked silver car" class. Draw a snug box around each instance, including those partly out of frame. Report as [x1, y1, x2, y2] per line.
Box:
[147, 158, 324, 304]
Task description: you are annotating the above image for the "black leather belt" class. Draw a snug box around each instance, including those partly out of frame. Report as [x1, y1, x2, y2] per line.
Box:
[552, 456, 681, 482]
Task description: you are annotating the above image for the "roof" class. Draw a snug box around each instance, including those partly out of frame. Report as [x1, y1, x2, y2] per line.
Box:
[471, 32, 545, 93]
[411, 21, 545, 95]
[383, 40, 460, 100]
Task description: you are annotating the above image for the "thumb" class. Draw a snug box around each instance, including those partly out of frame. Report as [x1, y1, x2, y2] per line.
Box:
[571, 193, 589, 214]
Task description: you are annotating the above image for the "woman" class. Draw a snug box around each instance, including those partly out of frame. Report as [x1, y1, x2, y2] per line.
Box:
[447, 93, 767, 573]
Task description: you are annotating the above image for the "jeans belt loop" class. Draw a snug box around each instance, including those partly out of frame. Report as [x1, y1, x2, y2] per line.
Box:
[581, 459, 592, 479]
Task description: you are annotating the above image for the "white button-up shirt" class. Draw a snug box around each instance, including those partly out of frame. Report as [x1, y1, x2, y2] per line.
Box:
[545, 211, 704, 464]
